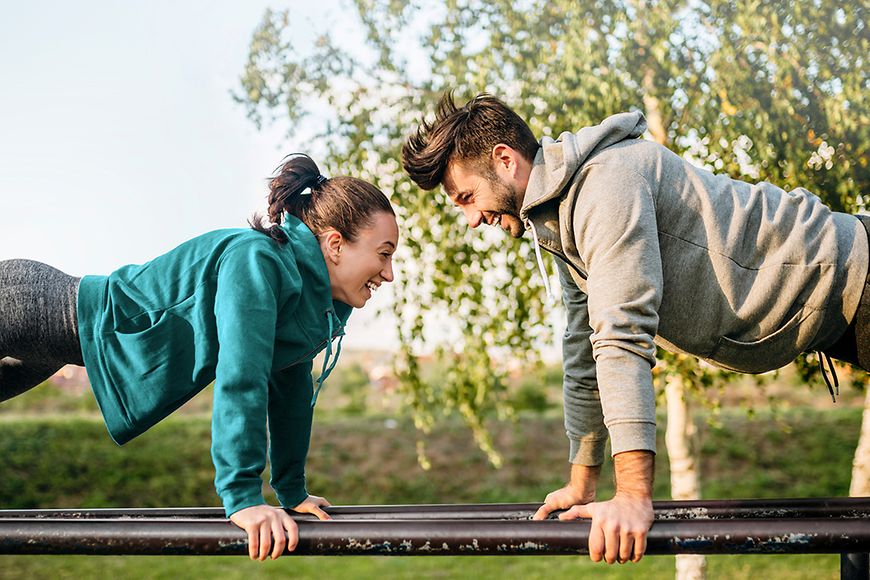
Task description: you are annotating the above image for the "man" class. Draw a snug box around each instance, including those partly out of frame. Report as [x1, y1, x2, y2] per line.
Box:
[401, 92, 870, 564]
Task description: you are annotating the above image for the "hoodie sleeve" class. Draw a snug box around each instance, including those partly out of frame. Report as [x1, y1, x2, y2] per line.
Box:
[555, 259, 610, 465]
[210, 242, 299, 517]
[267, 361, 314, 509]
[570, 163, 660, 457]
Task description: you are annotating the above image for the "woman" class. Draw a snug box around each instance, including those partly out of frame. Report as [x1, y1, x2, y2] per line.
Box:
[0, 154, 399, 560]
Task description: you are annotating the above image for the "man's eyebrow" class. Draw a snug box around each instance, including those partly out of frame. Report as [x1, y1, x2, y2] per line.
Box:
[380, 241, 396, 249]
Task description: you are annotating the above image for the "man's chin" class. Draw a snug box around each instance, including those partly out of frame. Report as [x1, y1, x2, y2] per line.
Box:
[507, 221, 526, 238]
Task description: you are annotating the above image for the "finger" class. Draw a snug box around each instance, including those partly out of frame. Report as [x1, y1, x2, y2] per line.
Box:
[558, 505, 590, 520]
[311, 506, 331, 521]
[603, 524, 620, 565]
[532, 504, 554, 521]
[271, 519, 286, 560]
[319, 497, 332, 507]
[284, 518, 299, 553]
[259, 522, 271, 561]
[248, 527, 259, 560]
[618, 532, 634, 564]
[633, 531, 647, 563]
[588, 519, 605, 563]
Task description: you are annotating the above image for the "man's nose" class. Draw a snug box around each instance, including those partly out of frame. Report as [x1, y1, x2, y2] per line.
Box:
[463, 207, 483, 228]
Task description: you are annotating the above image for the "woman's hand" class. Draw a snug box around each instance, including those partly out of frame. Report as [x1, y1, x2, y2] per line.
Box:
[229, 504, 297, 561]
[292, 494, 332, 520]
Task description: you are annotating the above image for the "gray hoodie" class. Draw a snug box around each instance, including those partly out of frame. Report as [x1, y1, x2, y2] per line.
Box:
[520, 112, 869, 465]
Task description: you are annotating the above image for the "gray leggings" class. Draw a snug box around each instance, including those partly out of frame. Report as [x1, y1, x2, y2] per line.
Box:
[0, 259, 84, 401]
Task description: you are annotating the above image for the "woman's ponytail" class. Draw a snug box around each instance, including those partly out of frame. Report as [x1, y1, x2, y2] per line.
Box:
[251, 153, 394, 244]
[249, 154, 327, 244]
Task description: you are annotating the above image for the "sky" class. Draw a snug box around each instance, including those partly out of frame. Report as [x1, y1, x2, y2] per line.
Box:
[0, 0, 400, 350]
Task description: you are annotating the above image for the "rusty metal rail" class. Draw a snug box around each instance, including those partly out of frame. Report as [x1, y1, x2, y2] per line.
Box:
[2, 499, 868, 579]
[1, 517, 869, 556]
[3, 497, 869, 521]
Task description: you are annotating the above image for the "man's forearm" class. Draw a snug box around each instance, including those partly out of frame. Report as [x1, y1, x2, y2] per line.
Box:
[613, 450, 654, 498]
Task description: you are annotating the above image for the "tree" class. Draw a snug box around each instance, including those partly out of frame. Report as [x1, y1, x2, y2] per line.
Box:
[234, 4, 868, 577]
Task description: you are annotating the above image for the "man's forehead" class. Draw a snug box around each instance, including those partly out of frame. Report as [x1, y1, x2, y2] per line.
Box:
[443, 161, 476, 199]
[441, 163, 461, 199]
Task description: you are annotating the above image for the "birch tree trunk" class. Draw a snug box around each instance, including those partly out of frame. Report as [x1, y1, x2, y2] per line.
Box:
[850, 387, 870, 497]
[638, 71, 707, 580]
[666, 374, 706, 580]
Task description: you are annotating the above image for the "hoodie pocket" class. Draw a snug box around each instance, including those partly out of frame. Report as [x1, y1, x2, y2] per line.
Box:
[708, 306, 818, 374]
[110, 307, 198, 429]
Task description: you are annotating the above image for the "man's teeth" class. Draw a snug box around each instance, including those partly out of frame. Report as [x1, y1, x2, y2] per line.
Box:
[366, 281, 378, 291]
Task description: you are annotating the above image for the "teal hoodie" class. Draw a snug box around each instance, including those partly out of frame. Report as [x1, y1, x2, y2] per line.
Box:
[76, 215, 351, 516]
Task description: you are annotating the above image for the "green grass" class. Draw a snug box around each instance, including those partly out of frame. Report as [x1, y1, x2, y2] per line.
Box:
[0, 407, 863, 578]
[0, 554, 844, 579]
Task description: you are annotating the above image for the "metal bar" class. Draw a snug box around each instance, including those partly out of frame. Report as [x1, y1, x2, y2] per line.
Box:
[841, 552, 869, 580]
[1, 518, 869, 556]
[3, 497, 869, 521]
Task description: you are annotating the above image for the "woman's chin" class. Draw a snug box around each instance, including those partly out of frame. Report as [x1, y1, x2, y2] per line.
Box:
[358, 286, 373, 307]
[345, 293, 367, 309]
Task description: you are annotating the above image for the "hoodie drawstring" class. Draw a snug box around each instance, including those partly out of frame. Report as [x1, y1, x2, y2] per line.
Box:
[311, 310, 345, 407]
[528, 221, 555, 302]
[816, 350, 839, 403]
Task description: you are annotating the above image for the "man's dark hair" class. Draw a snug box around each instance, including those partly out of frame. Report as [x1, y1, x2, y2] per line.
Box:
[402, 91, 539, 191]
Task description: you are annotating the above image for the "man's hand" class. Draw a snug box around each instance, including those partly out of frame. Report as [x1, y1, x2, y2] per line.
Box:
[559, 491, 654, 563]
[556, 451, 655, 564]
[229, 504, 298, 561]
[532, 464, 600, 520]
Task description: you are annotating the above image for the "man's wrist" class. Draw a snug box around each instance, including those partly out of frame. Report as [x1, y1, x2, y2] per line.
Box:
[613, 450, 655, 499]
[568, 463, 601, 500]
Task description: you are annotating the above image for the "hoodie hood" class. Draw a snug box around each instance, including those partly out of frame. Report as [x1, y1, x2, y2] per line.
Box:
[520, 111, 647, 220]
[279, 212, 353, 324]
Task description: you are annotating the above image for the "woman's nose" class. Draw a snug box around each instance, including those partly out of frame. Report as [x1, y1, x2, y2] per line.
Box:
[381, 258, 394, 282]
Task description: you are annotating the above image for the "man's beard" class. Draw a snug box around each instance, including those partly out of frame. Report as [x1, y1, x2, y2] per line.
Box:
[485, 167, 525, 237]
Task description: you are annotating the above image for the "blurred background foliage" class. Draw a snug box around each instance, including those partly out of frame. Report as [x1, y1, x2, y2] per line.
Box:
[233, 0, 868, 461]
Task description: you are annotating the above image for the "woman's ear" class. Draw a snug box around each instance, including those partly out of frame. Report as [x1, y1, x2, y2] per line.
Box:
[321, 230, 344, 264]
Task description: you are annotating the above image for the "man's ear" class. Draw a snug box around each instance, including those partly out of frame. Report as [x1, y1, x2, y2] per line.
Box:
[321, 230, 344, 264]
[492, 143, 519, 178]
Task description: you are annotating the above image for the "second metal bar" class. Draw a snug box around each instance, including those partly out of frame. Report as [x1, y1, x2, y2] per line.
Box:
[2, 497, 868, 521]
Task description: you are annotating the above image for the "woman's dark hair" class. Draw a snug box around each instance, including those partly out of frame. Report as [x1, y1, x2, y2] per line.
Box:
[402, 91, 539, 191]
[250, 154, 394, 244]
